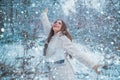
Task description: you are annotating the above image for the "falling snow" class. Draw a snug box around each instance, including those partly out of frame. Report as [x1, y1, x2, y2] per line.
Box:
[0, 0, 120, 80]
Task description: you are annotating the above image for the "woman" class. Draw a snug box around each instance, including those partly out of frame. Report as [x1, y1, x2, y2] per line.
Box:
[40, 8, 102, 80]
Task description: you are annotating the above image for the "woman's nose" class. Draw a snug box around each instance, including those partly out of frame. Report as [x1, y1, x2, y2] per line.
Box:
[55, 23, 58, 25]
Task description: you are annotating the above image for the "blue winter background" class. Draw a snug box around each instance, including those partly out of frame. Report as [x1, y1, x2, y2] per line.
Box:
[0, 0, 120, 80]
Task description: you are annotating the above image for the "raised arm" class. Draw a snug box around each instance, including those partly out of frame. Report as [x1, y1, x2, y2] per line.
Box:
[61, 35, 101, 69]
[40, 8, 51, 36]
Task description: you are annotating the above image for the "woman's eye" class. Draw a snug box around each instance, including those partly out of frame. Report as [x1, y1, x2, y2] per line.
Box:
[58, 22, 62, 24]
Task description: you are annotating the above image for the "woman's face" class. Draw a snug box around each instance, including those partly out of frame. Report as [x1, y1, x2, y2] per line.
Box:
[52, 20, 62, 33]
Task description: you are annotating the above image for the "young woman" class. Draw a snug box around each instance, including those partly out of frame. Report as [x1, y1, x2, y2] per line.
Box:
[40, 8, 102, 80]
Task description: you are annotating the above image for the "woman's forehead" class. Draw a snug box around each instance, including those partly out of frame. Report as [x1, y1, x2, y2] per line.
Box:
[55, 20, 62, 23]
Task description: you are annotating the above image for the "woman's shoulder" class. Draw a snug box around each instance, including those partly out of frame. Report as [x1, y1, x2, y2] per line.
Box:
[55, 32, 71, 42]
[59, 35, 71, 42]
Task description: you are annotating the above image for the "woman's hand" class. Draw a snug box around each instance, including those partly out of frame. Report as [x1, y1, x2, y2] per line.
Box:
[93, 64, 102, 74]
[43, 8, 48, 13]
[41, 8, 48, 17]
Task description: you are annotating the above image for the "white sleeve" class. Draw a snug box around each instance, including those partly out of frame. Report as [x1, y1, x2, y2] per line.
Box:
[40, 12, 51, 36]
[61, 35, 99, 68]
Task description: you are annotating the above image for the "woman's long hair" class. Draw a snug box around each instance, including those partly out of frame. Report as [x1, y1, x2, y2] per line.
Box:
[43, 19, 72, 56]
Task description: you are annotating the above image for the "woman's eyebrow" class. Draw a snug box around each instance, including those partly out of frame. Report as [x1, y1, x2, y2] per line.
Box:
[59, 22, 62, 24]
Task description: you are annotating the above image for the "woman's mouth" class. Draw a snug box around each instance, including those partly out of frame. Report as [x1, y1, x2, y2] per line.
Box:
[54, 25, 58, 28]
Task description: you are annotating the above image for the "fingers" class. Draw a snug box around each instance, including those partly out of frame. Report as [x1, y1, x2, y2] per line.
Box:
[93, 64, 102, 75]
[44, 8, 48, 13]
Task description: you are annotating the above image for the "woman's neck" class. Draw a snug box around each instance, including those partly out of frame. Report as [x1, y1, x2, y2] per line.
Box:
[54, 31, 58, 35]
[54, 31, 62, 35]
